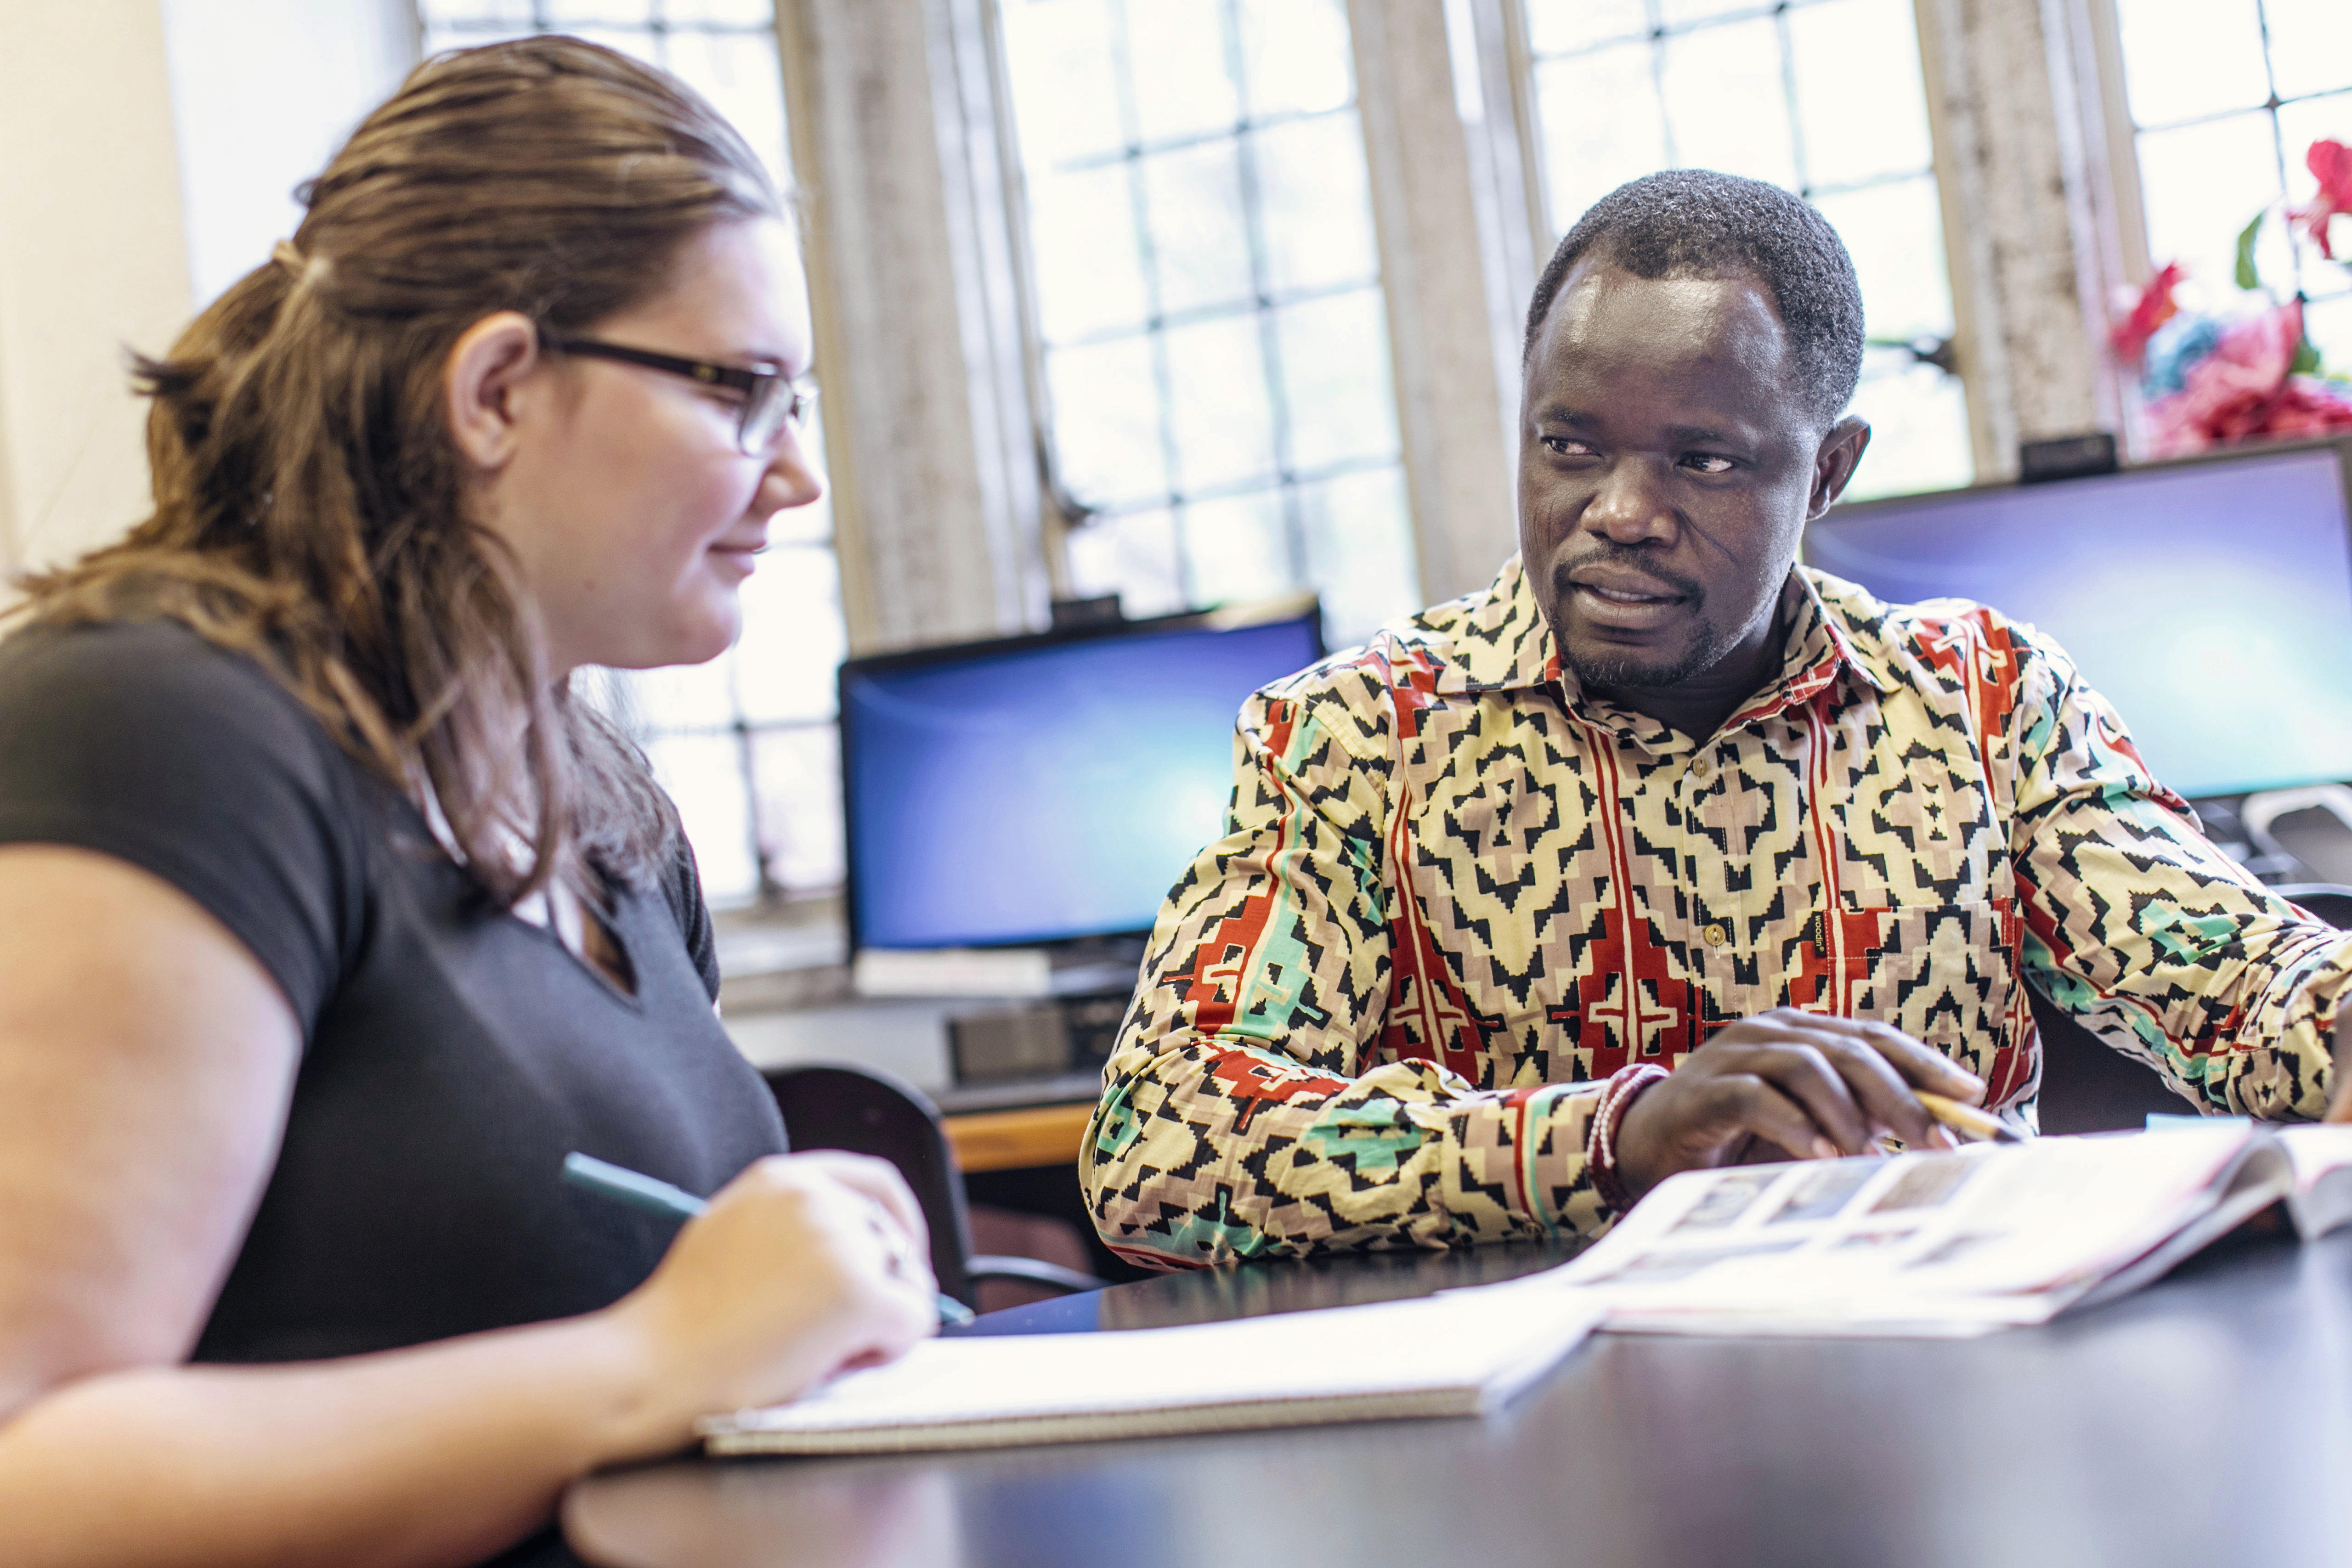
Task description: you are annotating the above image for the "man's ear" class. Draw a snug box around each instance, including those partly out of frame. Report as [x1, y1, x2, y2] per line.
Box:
[443, 311, 546, 473]
[1806, 416, 1872, 520]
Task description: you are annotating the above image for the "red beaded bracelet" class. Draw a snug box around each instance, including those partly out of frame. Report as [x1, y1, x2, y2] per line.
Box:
[1586, 1062, 1670, 1214]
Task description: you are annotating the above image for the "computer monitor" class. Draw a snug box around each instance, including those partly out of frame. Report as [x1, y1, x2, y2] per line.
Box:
[1804, 437, 2352, 800]
[838, 603, 1325, 951]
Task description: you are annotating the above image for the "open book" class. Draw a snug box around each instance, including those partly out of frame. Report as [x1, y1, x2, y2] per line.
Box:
[2148, 1116, 2352, 1239]
[1506, 1122, 2352, 1339]
[699, 1285, 1604, 1456]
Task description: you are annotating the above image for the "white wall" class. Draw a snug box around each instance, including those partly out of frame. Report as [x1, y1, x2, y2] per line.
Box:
[0, 0, 417, 585]
[0, 0, 193, 579]
[159, 0, 417, 309]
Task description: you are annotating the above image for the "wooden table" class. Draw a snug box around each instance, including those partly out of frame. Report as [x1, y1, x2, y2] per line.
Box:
[565, 1230, 2352, 1568]
[939, 1100, 1092, 1174]
[933, 1071, 1098, 1175]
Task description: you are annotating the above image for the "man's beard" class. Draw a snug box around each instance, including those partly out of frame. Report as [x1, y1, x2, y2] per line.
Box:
[1561, 634, 1720, 691]
[1548, 551, 1722, 689]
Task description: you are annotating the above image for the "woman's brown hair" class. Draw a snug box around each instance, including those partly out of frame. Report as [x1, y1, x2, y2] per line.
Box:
[10, 34, 781, 908]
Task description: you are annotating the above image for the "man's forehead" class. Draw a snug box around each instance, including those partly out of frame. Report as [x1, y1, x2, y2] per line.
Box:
[1539, 260, 1788, 362]
[1529, 259, 1807, 427]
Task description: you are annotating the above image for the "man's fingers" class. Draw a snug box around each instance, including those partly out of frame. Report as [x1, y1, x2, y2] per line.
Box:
[1692, 1039, 1880, 1154]
[1691, 1073, 1840, 1162]
[1808, 1034, 1944, 1150]
[1795, 1013, 1986, 1103]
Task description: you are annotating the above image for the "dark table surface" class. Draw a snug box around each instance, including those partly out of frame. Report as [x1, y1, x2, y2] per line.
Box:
[565, 1230, 2352, 1568]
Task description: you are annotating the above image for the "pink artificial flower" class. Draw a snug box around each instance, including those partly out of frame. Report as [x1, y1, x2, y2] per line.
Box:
[2292, 139, 2352, 261]
[2142, 299, 2352, 454]
[2110, 260, 2183, 362]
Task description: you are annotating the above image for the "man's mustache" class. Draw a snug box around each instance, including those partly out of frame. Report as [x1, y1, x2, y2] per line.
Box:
[1549, 545, 1707, 604]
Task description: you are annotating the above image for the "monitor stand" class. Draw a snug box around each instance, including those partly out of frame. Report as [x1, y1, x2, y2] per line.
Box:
[2242, 785, 2352, 886]
[851, 934, 1145, 1001]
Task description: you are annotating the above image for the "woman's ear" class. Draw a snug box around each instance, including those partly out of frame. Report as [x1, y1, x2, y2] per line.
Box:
[443, 311, 546, 472]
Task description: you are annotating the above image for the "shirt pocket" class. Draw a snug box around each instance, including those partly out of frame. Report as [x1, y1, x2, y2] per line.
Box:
[1835, 897, 2026, 1080]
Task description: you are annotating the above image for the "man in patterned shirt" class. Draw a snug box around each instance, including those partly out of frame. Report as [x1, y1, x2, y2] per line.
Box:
[1082, 169, 2352, 1269]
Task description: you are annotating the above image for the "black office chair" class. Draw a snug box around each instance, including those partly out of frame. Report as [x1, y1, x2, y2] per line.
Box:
[2035, 882, 2352, 1134]
[763, 1061, 1106, 1310]
[2275, 883, 2352, 930]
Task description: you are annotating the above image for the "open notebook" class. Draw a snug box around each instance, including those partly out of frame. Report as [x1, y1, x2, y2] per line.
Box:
[699, 1286, 1604, 1456]
[1499, 1122, 2352, 1339]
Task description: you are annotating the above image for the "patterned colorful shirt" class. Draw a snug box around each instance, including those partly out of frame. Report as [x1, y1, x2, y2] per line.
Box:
[1082, 557, 2352, 1269]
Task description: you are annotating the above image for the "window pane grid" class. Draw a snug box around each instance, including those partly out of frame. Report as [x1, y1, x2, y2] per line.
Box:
[1005, 0, 1420, 644]
[1072, 447, 1403, 511]
[1042, 273, 1381, 348]
[1521, 0, 1974, 499]
[424, 1, 772, 40]
[2133, 84, 2352, 138]
[2115, 0, 2352, 312]
[1040, 104, 1360, 175]
[418, 0, 848, 908]
[1532, 0, 1868, 61]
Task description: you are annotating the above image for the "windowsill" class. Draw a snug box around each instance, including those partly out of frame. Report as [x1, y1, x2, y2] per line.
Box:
[712, 895, 851, 1016]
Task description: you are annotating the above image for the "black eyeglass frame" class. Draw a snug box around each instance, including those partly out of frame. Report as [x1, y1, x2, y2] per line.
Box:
[539, 333, 815, 453]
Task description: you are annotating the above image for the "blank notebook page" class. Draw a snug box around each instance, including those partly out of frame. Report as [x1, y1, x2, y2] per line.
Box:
[700, 1288, 1603, 1454]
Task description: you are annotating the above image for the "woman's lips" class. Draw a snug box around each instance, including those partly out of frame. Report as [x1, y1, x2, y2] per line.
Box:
[709, 540, 764, 576]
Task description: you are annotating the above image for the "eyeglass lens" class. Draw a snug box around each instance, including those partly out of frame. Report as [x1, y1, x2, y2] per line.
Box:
[739, 378, 816, 454]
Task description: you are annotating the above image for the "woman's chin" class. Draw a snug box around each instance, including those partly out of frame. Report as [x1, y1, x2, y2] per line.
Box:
[599, 614, 741, 672]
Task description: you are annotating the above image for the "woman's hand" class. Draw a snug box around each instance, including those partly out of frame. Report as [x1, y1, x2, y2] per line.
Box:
[600, 1152, 940, 1456]
[1613, 1010, 1987, 1200]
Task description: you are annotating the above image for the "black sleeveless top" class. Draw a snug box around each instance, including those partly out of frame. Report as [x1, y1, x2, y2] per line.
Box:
[0, 619, 786, 1361]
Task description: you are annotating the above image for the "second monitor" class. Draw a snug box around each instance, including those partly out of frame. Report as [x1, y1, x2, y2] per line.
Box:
[839, 602, 1325, 953]
[1804, 437, 2352, 801]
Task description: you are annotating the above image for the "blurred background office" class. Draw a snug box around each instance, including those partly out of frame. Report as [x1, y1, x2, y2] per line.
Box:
[3, 0, 2348, 1291]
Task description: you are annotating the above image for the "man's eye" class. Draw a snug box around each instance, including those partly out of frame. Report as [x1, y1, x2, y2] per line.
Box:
[1683, 454, 1737, 475]
[1542, 436, 1595, 457]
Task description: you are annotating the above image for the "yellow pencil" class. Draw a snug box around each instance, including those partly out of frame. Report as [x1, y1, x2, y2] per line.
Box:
[1916, 1091, 2024, 1145]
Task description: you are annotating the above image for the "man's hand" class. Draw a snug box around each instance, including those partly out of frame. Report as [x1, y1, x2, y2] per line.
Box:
[1613, 1010, 1989, 1200]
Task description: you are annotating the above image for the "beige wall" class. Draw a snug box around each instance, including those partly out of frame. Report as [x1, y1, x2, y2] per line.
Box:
[0, 0, 192, 581]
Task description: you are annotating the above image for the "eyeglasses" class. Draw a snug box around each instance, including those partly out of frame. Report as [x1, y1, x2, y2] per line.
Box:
[539, 333, 817, 454]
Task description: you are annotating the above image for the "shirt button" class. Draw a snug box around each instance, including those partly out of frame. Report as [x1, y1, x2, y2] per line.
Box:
[1702, 923, 1729, 948]
[1690, 756, 1713, 780]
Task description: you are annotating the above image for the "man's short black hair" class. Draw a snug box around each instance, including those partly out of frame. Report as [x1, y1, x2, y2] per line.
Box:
[1523, 169, 1866, 429]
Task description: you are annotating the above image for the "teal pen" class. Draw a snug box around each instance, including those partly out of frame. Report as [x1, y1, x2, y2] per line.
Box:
[561, 1151, 975, 1326]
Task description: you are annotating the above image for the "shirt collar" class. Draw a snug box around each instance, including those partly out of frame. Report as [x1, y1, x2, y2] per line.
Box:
[1413, 553, 1560, 694]
[1430, 556, 1896, 735]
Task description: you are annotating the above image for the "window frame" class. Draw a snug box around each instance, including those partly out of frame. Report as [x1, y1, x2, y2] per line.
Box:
[982, 0, 1424, 636]
[2087, 0, 2352, 291]
[1463, 0, 1993, 488]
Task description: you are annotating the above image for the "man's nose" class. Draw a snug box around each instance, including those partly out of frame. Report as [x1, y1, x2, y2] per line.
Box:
[1581, 460, 1675, 545]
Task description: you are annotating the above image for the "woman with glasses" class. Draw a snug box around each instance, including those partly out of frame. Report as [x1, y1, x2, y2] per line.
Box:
[0, 36, 932, 1568]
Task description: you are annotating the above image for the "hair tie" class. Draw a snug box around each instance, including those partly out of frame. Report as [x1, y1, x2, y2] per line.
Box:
[271, 238, 330, 293]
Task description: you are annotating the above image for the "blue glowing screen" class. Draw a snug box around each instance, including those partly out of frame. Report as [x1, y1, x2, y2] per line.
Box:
[1805, 445, 2352, 798]
[842, 615, 1323, 949]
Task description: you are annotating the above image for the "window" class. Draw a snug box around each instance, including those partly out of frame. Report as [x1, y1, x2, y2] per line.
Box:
[2109, 0, 2352, 370]
[995, 0, 1423, 647]
[1515, 0, 1974, 500]
[418, 1, 850, 908]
